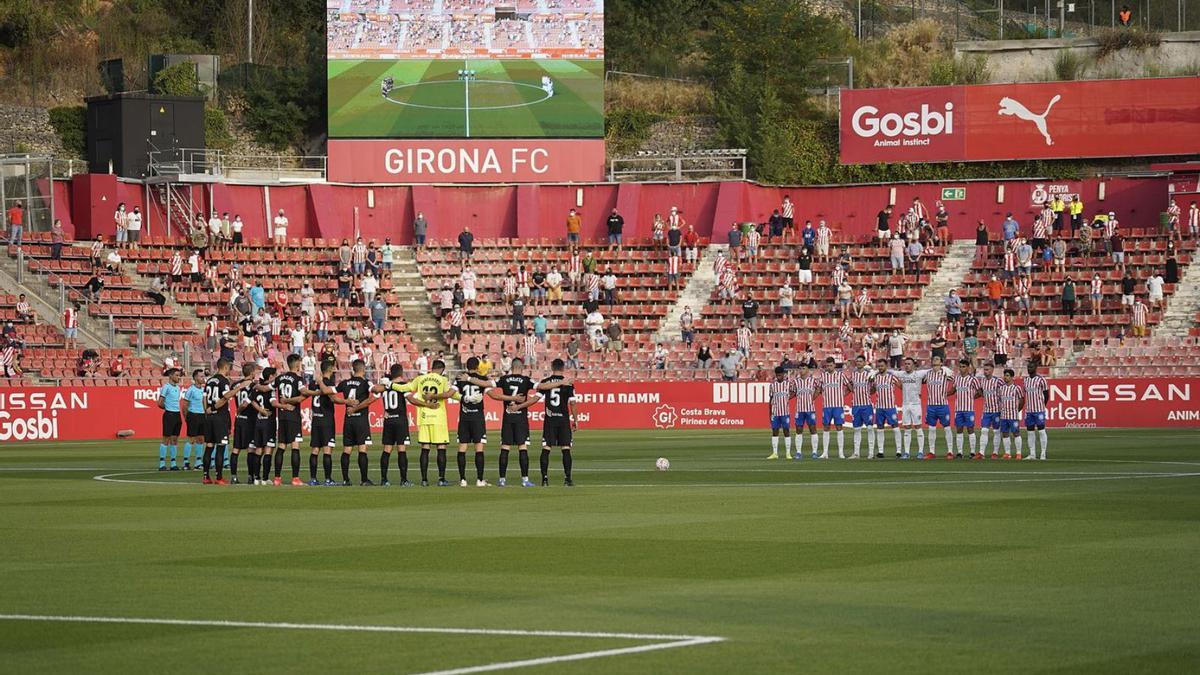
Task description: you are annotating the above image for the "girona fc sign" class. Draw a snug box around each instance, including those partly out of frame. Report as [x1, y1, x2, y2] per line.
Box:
[839, 77, 1200, 164]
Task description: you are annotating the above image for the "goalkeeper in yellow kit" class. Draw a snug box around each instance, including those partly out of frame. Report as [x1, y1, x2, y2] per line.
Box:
[399, 358, 458, 486]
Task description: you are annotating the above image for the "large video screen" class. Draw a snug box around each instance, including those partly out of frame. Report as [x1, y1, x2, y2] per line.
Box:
[327, 0, 604, 139]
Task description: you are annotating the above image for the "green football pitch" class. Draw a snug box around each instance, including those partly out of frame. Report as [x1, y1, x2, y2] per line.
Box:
[328, 59, 604, 138]
[1, 428, 1198, 673]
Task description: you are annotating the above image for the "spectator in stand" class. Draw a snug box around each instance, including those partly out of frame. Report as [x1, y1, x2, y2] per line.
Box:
[511, 295, 526, 334]
[351, 237, 367, 275]
[208, 212, 223, 247]
[797, 247, 813, 285]
[125, 206, 142, 248]
[601, 267, 617, 307]
[606, 208, 624, 252]
[531, 267, 547, 307]
[1069, 195, 1084, 232]
[188, 216, 207, 255]
[652, 342, 668, 370]
[299, 281, 315, 316]
[336, 267, 353, 309]
[778, 282, 794, 324]
[695, 343, 713, 371]
[683, 224, 700, 264]
[361, 269, 379, 307]
[546, 266, 563, 305]
[104, 247, 122, 272]
[380, 238, 395, 273]
[459, 263, 477, 306]
[585, 308, 605, 351]
[1165, 251, 1179, 285]
[1130, 297, 1149, 337]
[145, 277, 168, 306]
[605, 319, 623, 353]
[231, 214, 244, 248]
[962, 310, 979, 337]
[741, 293, 759, 332]
[666, 252, 681, 290]
[887, 330, 907, 368]
[727, 222, 743, 262]
[888, 234, 905, 273]
[929, 330, 947, 363]
[745, 224, 761, 262]
[77, 348, 99, 377]
[680, 306, 695, 345]
[458, 226, 474, 260]
[1052, 238, 1067, 272]
[1090, 273, 1104, 317]
[83, 273, 105, 302]
[854, 286, 871, 319]
[365, 241, 380, 276]
[272, 287, 289, 318]
[934, 202, 950, 245]
[836, 279, 853, 321]
[651, 213, 665, 243]
[1001, 212, 1019, 242]
[667, 217, 683, 257]
[272, 208, 288, 247]
[369, 293, 388, 330]
[337, 239, 353, 270]
[1078, 219, 1095, 256]
[1188, 200, 1199, 238]
[1016, 238, 1034, 275]
[566, 209, 582, 247]
[288, 323, 306, 357]
[1014, 273, 1032, 317]
[780, 195, 795, 240]
[452, 281, 465, 309]
[815, 220, 832, 261]
[767, 209, 785, 241]
[447, 305, 464, 347]
[1147, 272, 1165, 311]
[719, 349, 742, 381]
[412, 212, 427, 248]
[564, 338, 581, 370]
[89, 235, 104, 268]
[249, 281, 266, 314]
[962, 329, 979, 365]
[1110, 230, 1125, 271]
[905, 236, 924, 275]
[14, 294, 33, 323]
[717, 264, 737, 304]
[1060, 276, 1078, 318]
[1166, 198, 1183, 243]
[1050, 194, 1066, 232]
[875, 204, 892, 241]
[113, 202, 127, 246]
[49, 218, 65, 259]
[63, 302, 79, 348]
[533, 313, 548, 342]
[944, 289, 962, 326]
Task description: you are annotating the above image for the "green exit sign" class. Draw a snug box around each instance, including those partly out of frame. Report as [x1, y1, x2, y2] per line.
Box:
[940, 187, 966, 201]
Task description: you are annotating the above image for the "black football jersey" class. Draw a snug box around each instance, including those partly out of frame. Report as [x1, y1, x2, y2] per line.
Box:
[274, 372, 304, 421]
[234, 384, 253, 419]
[378, 377, 410, 418]
[337, 377, 371, 418]
[539, 376, 575, 418]
[253, 385, 275, 421]
[311, 376, 336, 419]
[203, 374, 231, 415]
[454, 377, 488, 420]
[495, 374, 535, 419]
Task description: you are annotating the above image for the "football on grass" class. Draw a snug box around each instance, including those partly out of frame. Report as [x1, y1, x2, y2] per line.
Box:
[656, 457, 670, 471]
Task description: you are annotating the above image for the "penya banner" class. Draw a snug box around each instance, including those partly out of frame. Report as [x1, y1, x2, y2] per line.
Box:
[839, 76, 1200, 165]
[1, 378, 1197, 442]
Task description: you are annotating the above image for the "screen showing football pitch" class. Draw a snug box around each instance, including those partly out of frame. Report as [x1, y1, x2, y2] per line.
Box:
[327, 0, 604, 139]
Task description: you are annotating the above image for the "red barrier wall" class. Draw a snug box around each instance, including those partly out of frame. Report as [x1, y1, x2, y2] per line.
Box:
[3, 378, 1195, 442]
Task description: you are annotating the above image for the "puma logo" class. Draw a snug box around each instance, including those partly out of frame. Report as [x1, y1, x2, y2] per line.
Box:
[997, 95, 1061, 146]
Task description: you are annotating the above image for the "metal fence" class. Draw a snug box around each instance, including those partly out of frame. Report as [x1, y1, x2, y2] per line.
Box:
[852, 0, 1200, 41]
[609, 150, 748, 182]
[0, 155, 54, 235]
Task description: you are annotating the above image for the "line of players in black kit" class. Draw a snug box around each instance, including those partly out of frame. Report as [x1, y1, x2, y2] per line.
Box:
[184, 354, 579, 488]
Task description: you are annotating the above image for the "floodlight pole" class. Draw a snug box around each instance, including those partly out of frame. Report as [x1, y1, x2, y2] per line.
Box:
[247, 0, 253, 64]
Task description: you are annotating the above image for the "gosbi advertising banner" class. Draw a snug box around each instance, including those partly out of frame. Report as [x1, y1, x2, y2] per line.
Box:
[326, 139, 607, 183]
[1, 379, 1197, 442]
[839, 77, 1200, 164]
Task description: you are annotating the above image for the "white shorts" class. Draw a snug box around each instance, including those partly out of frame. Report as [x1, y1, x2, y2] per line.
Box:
[1149, 290, 1163, 302]
[901, 403, 923, 426]
[797, 269, 813, 283]
[274, 228, 287, 237]
[518, 286, 530, 298]
[1121, 294, 1134, 306]
[463, 288, 477, 301]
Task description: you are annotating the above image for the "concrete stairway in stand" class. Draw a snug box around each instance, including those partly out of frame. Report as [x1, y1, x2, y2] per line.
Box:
[904, 240, 976, 338]
[1156, 251, 1200, 337]
[654, 244, 725, 343]
[391, 247, 454, 365]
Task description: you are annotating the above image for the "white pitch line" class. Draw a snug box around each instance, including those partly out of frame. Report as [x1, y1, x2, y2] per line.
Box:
[0, 614, 724, 675]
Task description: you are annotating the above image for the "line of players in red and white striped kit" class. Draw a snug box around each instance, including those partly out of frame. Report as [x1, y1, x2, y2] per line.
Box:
[766, 354, 1050, 461]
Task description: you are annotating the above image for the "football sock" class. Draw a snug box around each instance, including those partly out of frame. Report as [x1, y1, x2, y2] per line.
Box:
[1038, 429, 1048, 457]
[836, 429, 845, 457]
[519, 449, 530, 478]
[309, 453, 319, 481]
[1015, 436, 1023, 456]
[322, 453, 333, 481]
[158, 444, 166, 466]
[229, 450, 239, 478]
[809, 432, 819, 456]
[291, 449, 301, 478]
[794, 433, 804, 456]
[436, 448, 447, 480]
[771, 436, 780, 454]
[875, 428, 885, 454]
[214, 444, 225, 479]
[978, 428, 990, 454]
[902, 429, 911, 454]
[340, 452, 351, 482]
[380, 451, 391, 482]
[852, 429, 861, 454]
[822, 431, 830, 455]
[1026, 431, 1038, 458]
[892, 427, 901, 453]
[968, 432, 977, 454]
[180, 442, 190, 464]
[273, 448, 285, 477]
[915, 429, 925, 455]
[499, 449, 510, 478]
[261, 452, 272, 480]
[944, 427, 953, 453]
[457, 452, 467, 481]
[926, 428, 937, 455]
[398, 451, 409, 482]
[475, 451, 485, 481]
[562, 449, 572, 479]
[540, 449, 551, 478]
[168, 444, 178, 465]
[1002, 437, 1012, 455]
[202, 447, 213, 478]
[867, 428, 876, 456]
[783, 434, 792, 456]
[246, 453, 258, 480]
[357, 451, 369, 482]
[420, 448, 430, 481]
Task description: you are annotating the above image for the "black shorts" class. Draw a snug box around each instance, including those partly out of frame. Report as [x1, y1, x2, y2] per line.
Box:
[204, 413, 230, 445]
[457, 417, 486, 444]
[253, 418, 276, 449]
[186, 412, 206, 438]
[382, 416, 410, 446]
[233, 417, 254, 450]
[501, 416, 530, 446]
[994, 353, 1008, 366]
[343, 415, 371, 447]
[161, 410, 182, 437]
[310, 415, 336, 449]
[233, 232, 243, 244]
[277, 416, 303, 446]
[543, 417, 573, 448]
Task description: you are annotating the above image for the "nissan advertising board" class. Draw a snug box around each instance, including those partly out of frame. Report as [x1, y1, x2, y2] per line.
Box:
[839, 76, 1200, 165]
